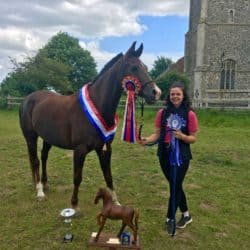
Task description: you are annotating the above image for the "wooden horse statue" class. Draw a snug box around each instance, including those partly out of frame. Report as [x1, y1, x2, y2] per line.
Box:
[94, 187, 139, 244]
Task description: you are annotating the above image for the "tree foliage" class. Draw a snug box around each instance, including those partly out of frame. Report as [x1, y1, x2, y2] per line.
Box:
[41, 32, 97, 91]
[0, 32, 97, 98]
[156, 71, 190, 99]
[149, 56, 173, 79]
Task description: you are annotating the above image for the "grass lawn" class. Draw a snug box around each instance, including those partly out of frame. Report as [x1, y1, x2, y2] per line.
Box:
[0, 108, 249, 249]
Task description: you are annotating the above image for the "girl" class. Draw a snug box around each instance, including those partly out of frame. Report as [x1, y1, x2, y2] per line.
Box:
[141, 82, 198, 236]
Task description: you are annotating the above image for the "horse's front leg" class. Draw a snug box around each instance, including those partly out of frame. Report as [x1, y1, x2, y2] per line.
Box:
[95, 216, 106, 242]
[96, 144, 120, 205]
[127, 222, 137, 244]
[96, 212, 103, 226]
[71, 149, 86, 210]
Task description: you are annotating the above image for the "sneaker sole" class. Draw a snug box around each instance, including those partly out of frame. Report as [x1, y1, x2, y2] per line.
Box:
[176, 218, 192, 229]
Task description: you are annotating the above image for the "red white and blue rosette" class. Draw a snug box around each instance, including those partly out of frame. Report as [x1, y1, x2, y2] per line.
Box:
[121, 76, 141, 143]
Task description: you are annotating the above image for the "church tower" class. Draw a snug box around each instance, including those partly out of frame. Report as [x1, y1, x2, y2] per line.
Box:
[185, 0, 250, 108]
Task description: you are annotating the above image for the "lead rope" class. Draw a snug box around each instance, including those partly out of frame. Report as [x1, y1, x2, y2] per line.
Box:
[138, 97, 159, 146]
[138, 97, 144, 141]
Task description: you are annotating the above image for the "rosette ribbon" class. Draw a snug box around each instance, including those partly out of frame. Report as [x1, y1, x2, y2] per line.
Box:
[121, 76, 141, 143]
[167, 114, 186, 167]
[169, 134, 182, 167]
[79, 84, 119, 143]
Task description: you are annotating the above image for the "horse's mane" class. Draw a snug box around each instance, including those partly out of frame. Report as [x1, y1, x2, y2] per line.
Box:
[91, 52, 123, 84]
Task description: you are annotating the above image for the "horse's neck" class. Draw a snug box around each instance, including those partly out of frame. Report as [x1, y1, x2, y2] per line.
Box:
[102, 197, 113, 207]
[89, 64, 123, 126]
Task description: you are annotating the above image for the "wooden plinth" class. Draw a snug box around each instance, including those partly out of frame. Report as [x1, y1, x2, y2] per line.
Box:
[87, 232, 141, 250]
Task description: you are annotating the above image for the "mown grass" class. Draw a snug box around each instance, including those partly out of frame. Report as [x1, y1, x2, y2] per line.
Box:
[0, 108, 249, 250]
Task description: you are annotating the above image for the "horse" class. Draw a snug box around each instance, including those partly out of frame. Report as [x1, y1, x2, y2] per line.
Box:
[19, 41, 161, 209]
[94, 187, 139, 244]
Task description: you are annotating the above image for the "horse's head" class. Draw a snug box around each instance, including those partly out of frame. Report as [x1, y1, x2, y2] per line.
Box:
[122, 42, 161, 104]
[94, 187, 112, 204]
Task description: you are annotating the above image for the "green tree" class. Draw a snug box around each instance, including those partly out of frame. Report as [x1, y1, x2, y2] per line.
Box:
[41, 32, 97, 91]
[156, 72, 190, 99]
[149, 56, 173, 79]
[0, 31, 97, 98]
[0, 54, 72, 97]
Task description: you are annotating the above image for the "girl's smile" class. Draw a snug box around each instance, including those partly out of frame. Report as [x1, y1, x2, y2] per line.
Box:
[170, 87, 184, 107]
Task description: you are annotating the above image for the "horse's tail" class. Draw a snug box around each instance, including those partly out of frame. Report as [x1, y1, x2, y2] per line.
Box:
[19, 93, 35, 136]
[134, 209, 139, 230]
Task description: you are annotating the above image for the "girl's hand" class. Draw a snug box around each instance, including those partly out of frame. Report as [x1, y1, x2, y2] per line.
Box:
[174, 130, 185, 140]
[138, 137, 147, 145]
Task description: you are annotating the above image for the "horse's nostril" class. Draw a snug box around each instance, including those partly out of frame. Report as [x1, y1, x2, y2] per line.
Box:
[152, 89, 157, 95]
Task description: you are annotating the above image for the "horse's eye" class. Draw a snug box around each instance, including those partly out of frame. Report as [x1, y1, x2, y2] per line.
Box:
[131, 66, 138, 73]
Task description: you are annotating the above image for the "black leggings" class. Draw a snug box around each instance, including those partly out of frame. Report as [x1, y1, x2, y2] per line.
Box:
[158, 144, 189, 219]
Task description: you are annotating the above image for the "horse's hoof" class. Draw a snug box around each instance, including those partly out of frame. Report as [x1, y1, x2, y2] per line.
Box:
[43, 183, 49, 191]
[37, 195, 46, 201]
[72, 205, 80, 213]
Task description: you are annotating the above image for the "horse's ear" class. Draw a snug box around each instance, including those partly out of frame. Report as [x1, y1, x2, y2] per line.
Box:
[134, 43, 143, 58]
[125, 41, 137, 57]
[125, 41, 143, 58]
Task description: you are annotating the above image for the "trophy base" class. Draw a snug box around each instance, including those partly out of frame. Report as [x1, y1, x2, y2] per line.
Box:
[63, 233, 74, 242]
[87, 232, 141, 249]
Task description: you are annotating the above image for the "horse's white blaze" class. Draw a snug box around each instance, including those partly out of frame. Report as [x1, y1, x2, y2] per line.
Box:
[36, 182, 45, 198]
[108, 188, 121, 206]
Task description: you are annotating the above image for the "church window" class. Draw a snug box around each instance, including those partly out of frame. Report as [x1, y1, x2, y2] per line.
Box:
[245, 0, 249, 9]
[229, 9, 234, 22]
[220, 59, 236, 90]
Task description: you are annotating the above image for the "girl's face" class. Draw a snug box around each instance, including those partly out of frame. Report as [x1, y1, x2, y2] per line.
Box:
[169, 87, 184, 108]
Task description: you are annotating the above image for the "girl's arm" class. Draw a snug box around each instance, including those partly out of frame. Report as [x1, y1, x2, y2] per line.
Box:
[174, 131, 197, 144]
[140, 128, 161, 145]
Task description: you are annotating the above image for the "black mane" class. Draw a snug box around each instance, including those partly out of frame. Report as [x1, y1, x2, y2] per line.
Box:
[92, 53, 123, 83]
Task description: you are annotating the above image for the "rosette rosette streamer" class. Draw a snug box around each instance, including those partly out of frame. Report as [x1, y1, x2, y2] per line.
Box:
[121, 76, 141, 143]
[167, 114, 186, 167]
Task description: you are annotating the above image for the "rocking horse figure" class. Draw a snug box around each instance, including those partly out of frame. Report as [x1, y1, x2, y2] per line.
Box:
[94, 187, 139, 244]
[19, 41, 161, 209]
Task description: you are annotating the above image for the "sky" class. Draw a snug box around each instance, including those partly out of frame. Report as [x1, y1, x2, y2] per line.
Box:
[0, 0, 190, 83]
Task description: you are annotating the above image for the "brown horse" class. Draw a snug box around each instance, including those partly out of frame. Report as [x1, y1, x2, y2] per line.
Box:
[94, 187, 139, 244]
[19, 42, 161, 209]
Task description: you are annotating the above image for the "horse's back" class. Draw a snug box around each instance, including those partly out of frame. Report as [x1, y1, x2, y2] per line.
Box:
[19, 91, 78, 147]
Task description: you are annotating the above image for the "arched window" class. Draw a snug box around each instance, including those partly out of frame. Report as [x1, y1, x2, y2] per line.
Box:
[220, 59, 236, 90]
[229, 9, 234, 22]
[245, 0, 249, 9]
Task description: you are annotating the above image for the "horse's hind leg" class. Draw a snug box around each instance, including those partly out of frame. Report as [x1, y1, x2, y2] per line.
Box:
[117, 222, 126, 238]
[127, 222, 137, 244]
[25, 133, 45, 199]
[41, 140, 52, 189]
[96, 144, 120, 205]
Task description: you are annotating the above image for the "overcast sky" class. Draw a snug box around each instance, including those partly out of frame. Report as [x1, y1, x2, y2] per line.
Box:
[0, 0, 190, 83]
